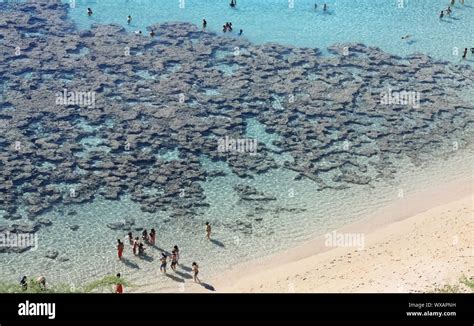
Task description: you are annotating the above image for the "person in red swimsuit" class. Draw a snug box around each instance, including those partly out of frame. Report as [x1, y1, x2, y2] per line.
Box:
[115, 273, 123, 294]
[117, 239, 124, 261]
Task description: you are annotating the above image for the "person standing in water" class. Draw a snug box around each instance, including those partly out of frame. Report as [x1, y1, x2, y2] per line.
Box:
[20, 276, 28, 291]
[462, 48, 468, 59]
[159, 253, 167, 273]
[205, 222, 211, 240]
[173, 245, 180, 264]
[87, 8, 93, 16]
[202, 18, 207, 30]
[451, 0, 455, 5]
[323, 3, 327, 11]
[230, 0, 236, 8]
[192, 262, 200, 283]
[127, 15, 132, 25]
[439, 10, 444, 19]
[115, 273, 123, 293]
[132, 236, 139, 255]
[117, 239, 124, 261]
[239, 29, 243, 36]
[170, 250, 178, 271]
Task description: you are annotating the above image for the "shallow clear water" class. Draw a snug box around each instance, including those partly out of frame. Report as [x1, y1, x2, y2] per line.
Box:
[68, 0, 474, 62]
[0, 1, 473, 292]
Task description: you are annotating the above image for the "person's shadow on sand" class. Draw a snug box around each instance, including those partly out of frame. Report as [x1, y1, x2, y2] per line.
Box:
[179, 265, 192, 272]
[174, 270, 192, 280]
[122, 258, 139, 269]
[139, 254, 153, 262]
[210, 239, 225, 248]
[165, 273, 184, 283]
[200, 282, 215, 291]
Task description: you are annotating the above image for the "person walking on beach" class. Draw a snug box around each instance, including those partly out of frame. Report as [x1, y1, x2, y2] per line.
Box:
[133, 236, 139, 255]
[115, 273, 123, 293]
[159, 253, 167, 273]
[170, 250, 178, 271]
[192, 262, 200, 283]
[462, 48, 468, 59]
[87, 8, 93, 16]
[117, 239, 124, 261]
[173, 245, 180, 264]
[127, 15, 132, 25]
[205, 222, 211, 240]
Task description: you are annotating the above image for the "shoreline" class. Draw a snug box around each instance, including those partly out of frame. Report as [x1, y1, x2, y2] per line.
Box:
[213, 177, 474, 293]
[134, 175, 473, 293]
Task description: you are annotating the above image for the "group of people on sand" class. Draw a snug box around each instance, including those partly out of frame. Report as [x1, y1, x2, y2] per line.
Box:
[113, 222, 212, 292]
[18, 275, 47, 291]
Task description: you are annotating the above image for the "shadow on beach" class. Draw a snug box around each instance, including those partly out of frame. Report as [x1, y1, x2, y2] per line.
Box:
[139, 254, 153, 262]
[165, 273, 184, 283]
[174, 270, 192, 280]
[210, 239, 225, 248]
[121, 258, 140, 269]
[200, 282, 215, 291]
[179, 265, 192, 272]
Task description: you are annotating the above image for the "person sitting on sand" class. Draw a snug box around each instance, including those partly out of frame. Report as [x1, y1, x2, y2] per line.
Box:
[192, 262, 200, 283]
[160, 253, 167, 273]
[115, 273, 123, 294]
[87, 8, 93, 17]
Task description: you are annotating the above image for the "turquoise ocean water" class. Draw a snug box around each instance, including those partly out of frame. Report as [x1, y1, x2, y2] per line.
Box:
[0, 0, 473, 291]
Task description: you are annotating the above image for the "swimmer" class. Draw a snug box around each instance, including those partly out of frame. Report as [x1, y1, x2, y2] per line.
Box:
[315, 4, 317, 10]
[439, 10, 444, 19]
[127, 232, 133, 245]
[203, 18, 207, 30]
[87, 8, 93, 17]
[132, 236, 139, 255]
[127, 15, 132, 25]
[115, 273, 123, 293]
[401, 34, 411, 40]
[160, 253, 167, 273]
[451, 0, 455, 5]
[117, 239, 124, 261]
[223, 25, 227, 33]
[149, 228, 156, 245]
[173, 245, 180, 264]
[20, 276, 28, 291]
[230, 0, 236, 8]
[134, 30, 142, 35]
[446, 6, 452, 15]
[205, 222, 211, 240]
[170, 250, 178, 271]
[239, 29, 243, 36]
[192, 262, 200, 283]
[323, 3, 327, 11]
[471, 48, 474, 54]
[462, 48, 468, 59]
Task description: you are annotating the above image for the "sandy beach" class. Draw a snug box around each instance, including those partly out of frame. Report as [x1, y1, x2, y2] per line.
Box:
[212, 180, 474, 293]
